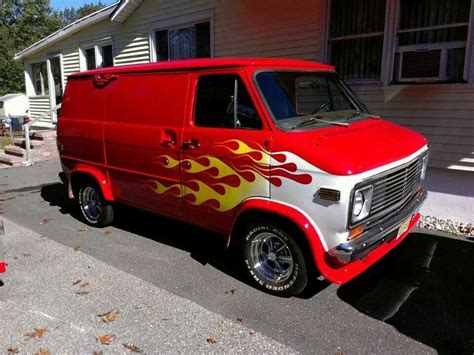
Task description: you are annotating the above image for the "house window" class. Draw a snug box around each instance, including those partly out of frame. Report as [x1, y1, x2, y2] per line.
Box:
[392, 0, 471, 83]
[328, 0, 386, 80]
[326, 0, 472, 84]
[85, 47, 96, 70]
[31, 62, 49, 95]
[81, 41, 114, 70]
[195, 74, 262, 129]
[101, 45, 114, 67]
[155, 21, 211, 61]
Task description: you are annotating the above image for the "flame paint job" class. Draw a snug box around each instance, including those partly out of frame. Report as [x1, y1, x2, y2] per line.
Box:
[149, 140, 312, 212]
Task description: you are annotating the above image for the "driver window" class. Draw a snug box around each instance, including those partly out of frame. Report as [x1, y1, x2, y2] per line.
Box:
[194, 74, 262, 129]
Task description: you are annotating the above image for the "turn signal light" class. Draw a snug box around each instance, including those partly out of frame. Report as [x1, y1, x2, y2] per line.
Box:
[348, 225, 364, 240]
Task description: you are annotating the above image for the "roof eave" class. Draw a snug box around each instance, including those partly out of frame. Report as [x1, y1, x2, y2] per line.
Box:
[14, 2, 119, 61]
[110, 0, 143, 23]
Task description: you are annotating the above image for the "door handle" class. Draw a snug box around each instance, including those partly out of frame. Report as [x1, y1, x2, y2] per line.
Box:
[182, 140, 200, 150]
[162, 139, 175, 148]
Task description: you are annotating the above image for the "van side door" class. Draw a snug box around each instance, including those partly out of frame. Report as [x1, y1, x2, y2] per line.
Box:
[104, 72, 189, 218]
[179, 70, 272, 233]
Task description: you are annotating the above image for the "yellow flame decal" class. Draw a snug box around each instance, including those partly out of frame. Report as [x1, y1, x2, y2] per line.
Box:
[149, 140, 311, 213]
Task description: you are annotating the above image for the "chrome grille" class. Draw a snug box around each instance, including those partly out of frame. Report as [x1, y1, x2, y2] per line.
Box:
[370, 157, 423, 218]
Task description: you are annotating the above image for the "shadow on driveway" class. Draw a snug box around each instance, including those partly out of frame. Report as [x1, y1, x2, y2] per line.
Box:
[338, 232, 474, 353]
[40, 182, 329, 298]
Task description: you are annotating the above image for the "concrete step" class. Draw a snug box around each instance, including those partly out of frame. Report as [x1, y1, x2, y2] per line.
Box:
[3, 145, 27, 157]
[31, 130, 56, 140]
[30, 120, 56, 130]
[0, 153, 23, 167]
[13, 137, 44, 148]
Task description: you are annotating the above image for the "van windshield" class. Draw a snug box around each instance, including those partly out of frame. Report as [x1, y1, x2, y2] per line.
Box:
[255, 71, 370, 130]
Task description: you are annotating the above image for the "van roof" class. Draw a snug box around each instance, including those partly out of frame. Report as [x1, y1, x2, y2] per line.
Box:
[70, 58, 335, 78]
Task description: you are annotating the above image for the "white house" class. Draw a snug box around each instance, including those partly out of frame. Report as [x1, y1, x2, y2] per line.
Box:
[14, 0, 474, 223]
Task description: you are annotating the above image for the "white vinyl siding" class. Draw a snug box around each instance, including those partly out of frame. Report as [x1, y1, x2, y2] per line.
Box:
[114, 36, 150, 65]
[28, 96, 51, 121]
[62, 51, 80, 84]
[19, 0, 474, 172]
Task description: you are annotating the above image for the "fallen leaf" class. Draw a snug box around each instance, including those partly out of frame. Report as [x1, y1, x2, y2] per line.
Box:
[76, 291, 90, 296]
[34, 348, 50, 355]
[73, 245, 80, 251]
[206, 337, 217, 345]
[98, 310, 119, 323]
[122, 343, 142, 353]
[72, 279, 82, 286]
[249, 331, 255, 336]
[7, 347, 19, 354]
[25, 327, 47, 338]
[23, 252, 32, 257]
[40, 217, 52, 224]
[225, 289, 236, 295]
[78, 227, 89, 232]
[103, 230, 112, 236]
[237, 318, 243, 323]
[96, 334, 116, 345]
[93, 352, 103, 355]
[79, 282, 90, 288]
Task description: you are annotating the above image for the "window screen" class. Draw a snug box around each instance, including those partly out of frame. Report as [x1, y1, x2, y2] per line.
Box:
[393, 0, 470, 83]
[329, 0, 386, 80]
[31, 62, 49, 95]
[85, 47, 96, 70]
[101, 45, 114, 67]
[155, 21, 211, 61]
[195, 75, 262, 129]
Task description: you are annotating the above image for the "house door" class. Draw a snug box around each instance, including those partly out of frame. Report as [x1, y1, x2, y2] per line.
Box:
[180, 71, 271, 233]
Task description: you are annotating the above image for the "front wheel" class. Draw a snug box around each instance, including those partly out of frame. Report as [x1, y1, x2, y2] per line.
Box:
[242, 223, 309, 296]
[77, 183, 114, 227]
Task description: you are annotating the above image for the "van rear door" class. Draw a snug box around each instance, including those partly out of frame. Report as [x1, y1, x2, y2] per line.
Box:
[58, 75, 107, 166]
[180, 70, 272, 233]
[104, 72, 190, 217]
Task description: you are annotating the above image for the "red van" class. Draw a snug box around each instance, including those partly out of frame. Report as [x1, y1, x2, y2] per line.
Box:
[58, 58, 428, 296]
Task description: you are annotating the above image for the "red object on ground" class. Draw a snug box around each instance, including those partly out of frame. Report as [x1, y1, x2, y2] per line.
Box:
[0, 261, 6, 273]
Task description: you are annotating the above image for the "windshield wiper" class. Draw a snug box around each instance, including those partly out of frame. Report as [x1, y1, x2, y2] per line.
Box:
[291, 115, 350, 129]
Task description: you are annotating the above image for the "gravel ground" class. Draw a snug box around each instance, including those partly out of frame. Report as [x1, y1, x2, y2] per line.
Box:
[418, 215, 474, 239]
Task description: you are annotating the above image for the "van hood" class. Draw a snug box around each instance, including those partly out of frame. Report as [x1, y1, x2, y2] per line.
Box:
[274, 117, 427, 176]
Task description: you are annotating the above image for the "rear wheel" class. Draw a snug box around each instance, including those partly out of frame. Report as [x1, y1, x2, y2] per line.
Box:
[242, 223, 308, 296]
[77, 183, 114, 227]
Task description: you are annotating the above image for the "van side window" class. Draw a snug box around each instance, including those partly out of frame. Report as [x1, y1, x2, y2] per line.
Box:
[195, 75, 262, 129]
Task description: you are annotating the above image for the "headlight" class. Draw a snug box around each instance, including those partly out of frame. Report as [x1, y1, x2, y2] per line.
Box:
[421, 153, 429, 181]
[351, 185, 373, 223]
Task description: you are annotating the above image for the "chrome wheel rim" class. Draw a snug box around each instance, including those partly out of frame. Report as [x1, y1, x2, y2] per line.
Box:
[249, 232, 294, 283]
[81, 186, 103, 221]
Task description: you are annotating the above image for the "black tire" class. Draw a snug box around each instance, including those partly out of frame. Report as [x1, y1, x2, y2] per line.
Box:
[77, 182, 114, 227]
[242, 223, 309, 297]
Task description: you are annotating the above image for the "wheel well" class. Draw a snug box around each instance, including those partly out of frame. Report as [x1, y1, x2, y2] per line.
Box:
[70, 172, 99, 197]
[230, 209, 319, 276]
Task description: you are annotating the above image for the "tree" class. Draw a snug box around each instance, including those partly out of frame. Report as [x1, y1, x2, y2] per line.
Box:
[60, 2, 107, 27]
[0, 0, 61, 95]
[0, 1, 108, 96]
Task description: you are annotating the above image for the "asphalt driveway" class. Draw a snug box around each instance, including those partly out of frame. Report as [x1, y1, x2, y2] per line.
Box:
[1, 159, 473, 353]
